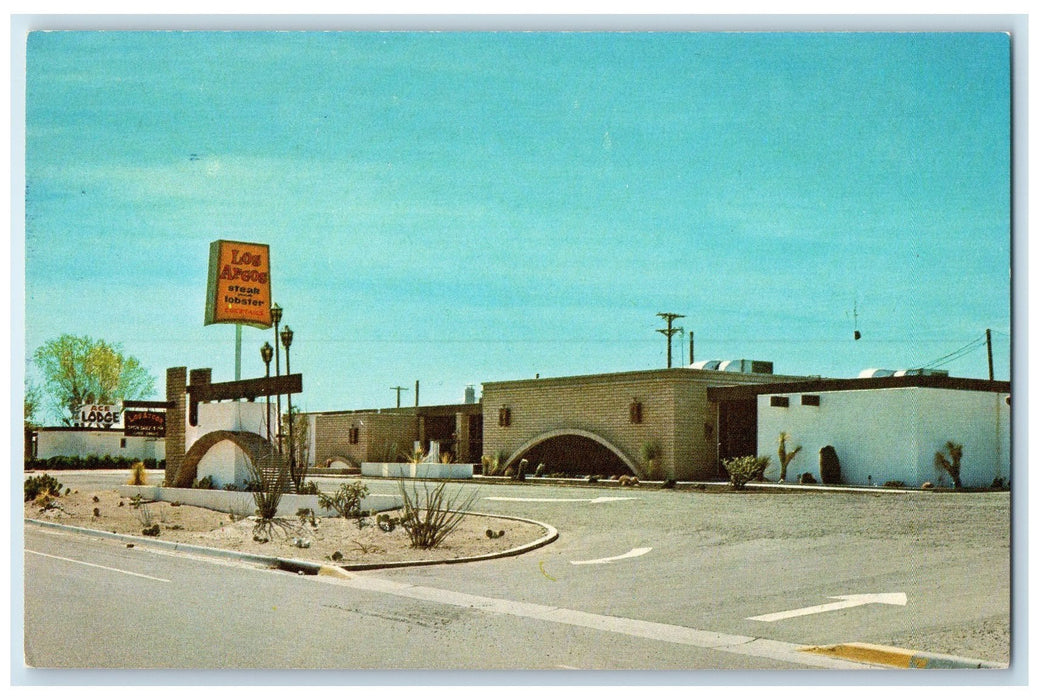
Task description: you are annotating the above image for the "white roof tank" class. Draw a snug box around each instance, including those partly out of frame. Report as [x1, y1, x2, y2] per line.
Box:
[858, 368, 949, 378]
[690, 359, 773, 374]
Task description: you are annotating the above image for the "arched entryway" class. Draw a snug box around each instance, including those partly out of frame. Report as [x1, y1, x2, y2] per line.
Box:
[505, 429, 638, 477]
[173, 430, 277, 487]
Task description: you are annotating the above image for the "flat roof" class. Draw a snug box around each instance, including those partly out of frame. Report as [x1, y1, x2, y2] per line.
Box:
[706, 375, 1012, 401]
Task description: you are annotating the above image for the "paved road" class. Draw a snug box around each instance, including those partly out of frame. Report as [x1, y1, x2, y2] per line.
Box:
[21, 471, 1011, 672]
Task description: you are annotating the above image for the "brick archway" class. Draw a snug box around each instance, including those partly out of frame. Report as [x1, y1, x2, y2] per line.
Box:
[173, 430, 276, 487]
[504, 429, 640, 476]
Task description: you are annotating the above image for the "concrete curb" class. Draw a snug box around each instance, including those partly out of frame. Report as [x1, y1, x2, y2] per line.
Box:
[25, 511, 559, 574]
[800, 643, 1007, 669]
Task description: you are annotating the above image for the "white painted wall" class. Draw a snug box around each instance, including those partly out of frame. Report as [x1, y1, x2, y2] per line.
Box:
[188, 401, 270, 488]
[756, 387, 1010, 488]
[35, 430, 165, 461]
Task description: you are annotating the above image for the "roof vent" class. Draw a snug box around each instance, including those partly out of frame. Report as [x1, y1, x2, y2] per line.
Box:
[858, 368, 949, 378]
[691, 359, 773, 374]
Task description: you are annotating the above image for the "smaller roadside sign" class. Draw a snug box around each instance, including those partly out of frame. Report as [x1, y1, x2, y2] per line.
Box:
[124, 410, 166, 438]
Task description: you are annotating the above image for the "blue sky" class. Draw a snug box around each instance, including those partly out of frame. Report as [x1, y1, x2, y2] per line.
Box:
[22, 30, 1011, 420]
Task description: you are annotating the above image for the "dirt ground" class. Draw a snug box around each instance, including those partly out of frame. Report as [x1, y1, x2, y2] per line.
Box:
[24, 488, 550, 567]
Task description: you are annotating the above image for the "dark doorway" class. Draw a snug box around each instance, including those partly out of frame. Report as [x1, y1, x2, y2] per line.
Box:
[516, 434, 632, 477]
[717, 399, 758, 477]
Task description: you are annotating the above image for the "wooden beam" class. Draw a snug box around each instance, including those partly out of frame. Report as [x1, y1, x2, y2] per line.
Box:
[188, 373, 302, 402]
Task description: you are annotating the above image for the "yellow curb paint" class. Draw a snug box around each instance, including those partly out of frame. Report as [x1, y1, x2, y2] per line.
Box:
[317, 565, 353, 579]
[800, 643, 921, 668]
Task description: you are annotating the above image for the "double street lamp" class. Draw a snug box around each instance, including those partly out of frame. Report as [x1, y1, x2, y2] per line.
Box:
[270, 303, 284, 452]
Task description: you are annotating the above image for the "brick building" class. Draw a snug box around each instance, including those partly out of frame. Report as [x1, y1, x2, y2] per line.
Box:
[481, 366, 807, 480]
[307, 402, 483, 469]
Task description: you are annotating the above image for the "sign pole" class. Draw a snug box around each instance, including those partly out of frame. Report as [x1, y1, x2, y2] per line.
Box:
[235, 324, 243, 381]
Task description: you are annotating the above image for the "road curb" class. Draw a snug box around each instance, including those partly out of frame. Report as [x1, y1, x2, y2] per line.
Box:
[25, 511, 558, 574]
[800, 642, 1007, 669]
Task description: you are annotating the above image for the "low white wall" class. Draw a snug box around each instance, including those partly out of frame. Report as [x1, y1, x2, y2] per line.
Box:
[361, 462, 474, 479]
[116, 485, 402, 518]
[757, 386, 1011, 487]
[35, 430, 165, 461]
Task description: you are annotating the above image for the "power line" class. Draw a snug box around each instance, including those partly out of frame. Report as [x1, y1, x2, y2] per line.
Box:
[920, 334, 989, 369]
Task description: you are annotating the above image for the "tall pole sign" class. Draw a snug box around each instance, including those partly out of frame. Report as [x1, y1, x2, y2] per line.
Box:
[205, 240, 273, 380]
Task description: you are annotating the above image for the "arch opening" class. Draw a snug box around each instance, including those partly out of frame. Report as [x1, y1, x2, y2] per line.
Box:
[511, 432, 636, 477]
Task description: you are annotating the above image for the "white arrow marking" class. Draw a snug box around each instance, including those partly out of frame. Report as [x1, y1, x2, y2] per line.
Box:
[485, 496, 638, 504]
[747, 592, 908, 622]
[571, 547, 652, 565]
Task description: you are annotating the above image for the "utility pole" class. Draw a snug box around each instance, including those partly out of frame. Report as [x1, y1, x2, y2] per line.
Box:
[986, 328, 994, 381]
[656, 312, 685, 368]
[391, 386, 408, 408]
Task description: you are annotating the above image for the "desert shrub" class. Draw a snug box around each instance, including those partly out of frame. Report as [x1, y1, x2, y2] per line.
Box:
[24, 474, 63, 502]
[819, 446, 841, 484]
[317, 481, 369, 519]
[722, 456, 771, 490]
[798, 472, 817, 485]
[128, 461, 147, 486]
[192, 475, 216, 490]
[296, 480, 321, 495]
[296, 507, 317, 528]
[398, 479, 479, 549]
[933, 442, 964, 489]
[24, 455, 165, 472]
[376, 513, 400, 532]
[883, 480, 906, 488]
[991, 477, 1008, 490]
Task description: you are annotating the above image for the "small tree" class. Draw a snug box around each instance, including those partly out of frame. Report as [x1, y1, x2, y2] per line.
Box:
[32, 334, 156, 425]
[722, 455, 771, 490]
[777, 432, 802, 482]
[934, 441, 964, 489]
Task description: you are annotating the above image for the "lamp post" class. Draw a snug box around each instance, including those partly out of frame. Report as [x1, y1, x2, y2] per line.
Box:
[260, 342, 273, 446]
[280, 325, 294, 482]
[270, 302, 283, 453]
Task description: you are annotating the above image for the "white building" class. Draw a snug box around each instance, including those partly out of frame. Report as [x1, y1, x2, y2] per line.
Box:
[709, 375, 1011, 488]
[33, 428, 165, 462]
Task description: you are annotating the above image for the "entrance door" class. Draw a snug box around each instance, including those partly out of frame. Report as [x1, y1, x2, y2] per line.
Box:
[717, 399, 758, 477]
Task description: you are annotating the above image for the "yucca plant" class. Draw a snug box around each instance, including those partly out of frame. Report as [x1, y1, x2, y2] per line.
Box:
[934, 441, 964, 489]
[398, 479, 479, 549]
[777, 433, 802, 482]
[248, 450, 296, 541]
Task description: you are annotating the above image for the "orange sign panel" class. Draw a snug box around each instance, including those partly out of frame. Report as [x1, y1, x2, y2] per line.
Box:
[204, 240, 272, 328]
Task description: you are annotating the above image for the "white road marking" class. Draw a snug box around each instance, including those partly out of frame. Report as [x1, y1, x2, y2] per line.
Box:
[26, 549, 171, 583]
[747, 592, 908, 622]
[485, 496, 639, 504]
[571, 547, 652, 565]
[324, 573, 876, 669]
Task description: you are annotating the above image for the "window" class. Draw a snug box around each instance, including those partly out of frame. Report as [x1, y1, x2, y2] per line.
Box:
[348, 426, 359, 445]
[120, 438, 127, 448]
[801, 394, 821, 406]
[770, 396, 790, 408]
[498, 407, 511, 427]
[629, 400, 643, 424]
